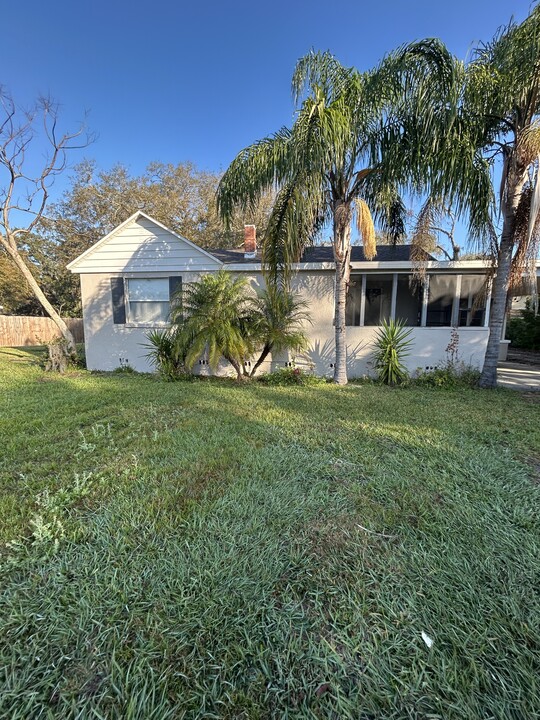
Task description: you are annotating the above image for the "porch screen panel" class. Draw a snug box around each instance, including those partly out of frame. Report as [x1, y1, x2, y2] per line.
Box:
[346, 276, 362, 326]
[427, 275, 457, 327]
[364, 275, 393, 326]
[458, 275, 486, 327]
[395, 275, 422, 326]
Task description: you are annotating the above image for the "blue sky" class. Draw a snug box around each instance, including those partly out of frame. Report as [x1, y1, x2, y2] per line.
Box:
[2, 0, 532, 198]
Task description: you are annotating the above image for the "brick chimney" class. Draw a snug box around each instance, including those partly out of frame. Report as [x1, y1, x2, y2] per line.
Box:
[244, 225, 256, 259]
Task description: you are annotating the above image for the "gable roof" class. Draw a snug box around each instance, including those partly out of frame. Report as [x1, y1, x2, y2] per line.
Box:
[67, 211, 223, 273]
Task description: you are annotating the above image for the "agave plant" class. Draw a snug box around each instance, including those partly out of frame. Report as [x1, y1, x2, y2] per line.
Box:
[373, 319, 413, 385]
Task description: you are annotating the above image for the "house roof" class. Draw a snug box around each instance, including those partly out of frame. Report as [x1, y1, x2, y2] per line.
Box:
[210, 244, 432, 265]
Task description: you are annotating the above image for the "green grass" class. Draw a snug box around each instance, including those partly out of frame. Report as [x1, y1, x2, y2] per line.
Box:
[0, 346, 539, 719]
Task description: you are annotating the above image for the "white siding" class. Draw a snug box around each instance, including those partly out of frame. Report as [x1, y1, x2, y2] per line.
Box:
[80, 269, 489, 376]
[72, 217, 221, 273]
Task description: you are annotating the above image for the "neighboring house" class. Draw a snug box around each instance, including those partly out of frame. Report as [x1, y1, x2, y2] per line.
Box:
[68, 211, 502, 376]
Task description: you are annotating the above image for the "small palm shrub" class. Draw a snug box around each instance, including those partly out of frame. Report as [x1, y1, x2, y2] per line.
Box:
[163, 270, 312, 381]
[373, 319, 413, 385]
[144, 329, 188, 380]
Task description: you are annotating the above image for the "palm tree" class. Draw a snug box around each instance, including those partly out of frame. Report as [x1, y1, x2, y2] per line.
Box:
[170, 270, 310, 380]
[247, 286, 311, 377]
[405, 9, 540, 387]
[467, 9, 540, 387]
[217, 45, 463, 384]
[173, 269, 253, 380]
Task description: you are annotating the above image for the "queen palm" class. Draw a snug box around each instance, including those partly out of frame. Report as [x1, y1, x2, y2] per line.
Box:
[406, 9, 540, 387]
[467, 9, 540, 387]
[217, 45, 468, 384]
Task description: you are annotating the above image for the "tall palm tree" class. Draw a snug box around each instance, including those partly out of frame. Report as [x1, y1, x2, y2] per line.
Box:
[468, 9, 540, 387]
[406, 9, 540, 387]
[217, 46, 456, 384]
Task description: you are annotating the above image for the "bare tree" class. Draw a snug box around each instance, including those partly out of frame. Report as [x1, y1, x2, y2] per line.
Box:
[0, 90, 91, 355]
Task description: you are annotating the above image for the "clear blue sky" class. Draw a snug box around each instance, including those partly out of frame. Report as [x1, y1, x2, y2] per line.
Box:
[2, 0, 532, 193]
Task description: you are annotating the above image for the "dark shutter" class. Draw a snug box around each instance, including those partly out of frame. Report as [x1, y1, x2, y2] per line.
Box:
[169, 276, 182, 319]
[169, 276, 182, 301]
[111, 277, 126, 324]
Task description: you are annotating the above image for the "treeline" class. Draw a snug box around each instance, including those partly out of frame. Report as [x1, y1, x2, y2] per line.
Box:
[0, 160, 273, 316]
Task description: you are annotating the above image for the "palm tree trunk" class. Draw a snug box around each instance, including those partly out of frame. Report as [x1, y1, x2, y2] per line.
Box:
[224, 353, 245, 380]
[332, 201, 352, 385]
[249, 343, 272, 377]
[479, 166, 527, 389]
[3, 240, 76, 356]
[478, 238, 512, 388]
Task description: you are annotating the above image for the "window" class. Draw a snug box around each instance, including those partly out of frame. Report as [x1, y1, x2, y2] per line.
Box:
[426, 275, 457, 327]
[364, 275, 393, 326]
[395, 275, 422, 327]
[458, 275, 486, 327]
[344, 271, 490, 329]
[127, 278, 170, 324]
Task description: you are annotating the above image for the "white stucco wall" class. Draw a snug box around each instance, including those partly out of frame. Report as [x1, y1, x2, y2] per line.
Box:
[80, 269, 489, 376]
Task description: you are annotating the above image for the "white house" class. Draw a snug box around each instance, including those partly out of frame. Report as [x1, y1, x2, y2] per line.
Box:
[68, 211, 508, 377]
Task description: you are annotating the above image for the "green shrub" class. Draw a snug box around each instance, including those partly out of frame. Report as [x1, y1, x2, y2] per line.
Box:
[373, 319, 413, 385]
[413, 363, 480, 388]
[143, 329, 188, 380]
[258, 366, 326, 386]
[506, 300, 540, 350]
[73, 343, 86, 369]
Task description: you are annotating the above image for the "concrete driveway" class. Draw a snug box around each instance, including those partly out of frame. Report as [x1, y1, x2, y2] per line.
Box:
[497, 362, 540, 391]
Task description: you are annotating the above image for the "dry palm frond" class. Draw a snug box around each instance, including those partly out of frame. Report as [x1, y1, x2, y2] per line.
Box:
[511, 186, 540, 300]
[410, 198, 439, 283]
[355, 198, 376, 260]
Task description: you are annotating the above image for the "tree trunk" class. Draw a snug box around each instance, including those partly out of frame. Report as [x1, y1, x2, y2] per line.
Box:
[249, 343, 272, 377]
[478, 238, 512, 388]
[3, 240, 77, 356]
[332, 202, 352, 385]
[224, 353, 245, 380]
[479, 163, 527, 389]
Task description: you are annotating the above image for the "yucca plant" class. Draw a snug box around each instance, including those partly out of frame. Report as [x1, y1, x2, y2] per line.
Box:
[143, 328, 188, 380]
[373, 319, 413, 385]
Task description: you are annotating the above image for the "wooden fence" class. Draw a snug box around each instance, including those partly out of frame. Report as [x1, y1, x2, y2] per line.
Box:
[0, 316, 84, 347]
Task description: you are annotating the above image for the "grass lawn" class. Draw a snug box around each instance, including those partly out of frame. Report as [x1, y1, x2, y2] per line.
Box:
[0, 347, 539, 719]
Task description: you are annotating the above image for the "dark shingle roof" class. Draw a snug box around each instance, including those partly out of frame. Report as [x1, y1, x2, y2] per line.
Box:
[210, 244, 431, 264]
